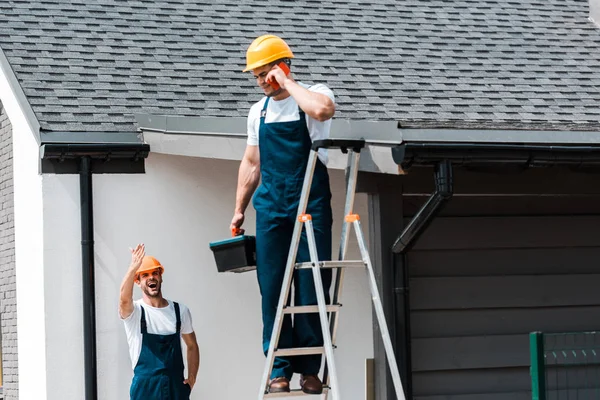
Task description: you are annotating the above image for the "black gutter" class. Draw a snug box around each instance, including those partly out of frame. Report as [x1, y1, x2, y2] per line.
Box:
[392, 142, 600, 171]
[40, 143, 150, 174]
[41, 142, 150, 400]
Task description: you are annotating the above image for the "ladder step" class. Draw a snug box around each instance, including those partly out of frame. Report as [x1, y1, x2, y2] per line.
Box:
[295, 260, 366, 270]
[284, 304, 341, 314]
[274, 346, 327, 357]
[263, 387, 330, 398]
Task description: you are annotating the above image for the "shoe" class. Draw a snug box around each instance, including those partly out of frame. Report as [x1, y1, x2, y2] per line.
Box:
[300, 374, 323, 395]
[269, 377, 290, 393]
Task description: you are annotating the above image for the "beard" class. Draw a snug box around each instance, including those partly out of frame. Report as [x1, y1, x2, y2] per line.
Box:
[266, 87, 283, 97]
[142, 280, 161, 297]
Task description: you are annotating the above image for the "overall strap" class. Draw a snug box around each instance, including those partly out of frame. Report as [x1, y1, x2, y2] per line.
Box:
[174, 302, 181, 333]
[260, 97, 270, 119]
[140, 306, 147, 334]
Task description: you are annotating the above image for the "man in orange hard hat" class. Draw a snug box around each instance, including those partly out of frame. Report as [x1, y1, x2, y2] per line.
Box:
[119, 243, 200, 400]
[231, 34, 336, 394]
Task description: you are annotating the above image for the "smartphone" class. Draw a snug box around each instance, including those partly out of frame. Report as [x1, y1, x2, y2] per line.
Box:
[267, 62, 290, 90]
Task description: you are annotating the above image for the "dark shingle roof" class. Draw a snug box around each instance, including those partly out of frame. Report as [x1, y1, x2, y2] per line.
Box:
[0, 0, 599, 133]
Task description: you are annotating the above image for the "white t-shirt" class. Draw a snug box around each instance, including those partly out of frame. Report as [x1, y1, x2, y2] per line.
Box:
[246, 82, 335, 165]
[121, 299, 194, 369]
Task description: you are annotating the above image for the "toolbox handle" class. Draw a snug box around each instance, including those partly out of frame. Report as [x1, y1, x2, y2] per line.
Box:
[231, 227, 244, 237]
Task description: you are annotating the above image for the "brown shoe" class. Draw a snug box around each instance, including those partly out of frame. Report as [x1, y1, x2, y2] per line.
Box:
[300, 374, 323, 395]
[269, 377, 290, 393]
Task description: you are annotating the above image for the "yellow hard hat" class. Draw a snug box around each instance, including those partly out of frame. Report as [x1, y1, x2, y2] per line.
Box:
[135, 255, 164, 282]
[243, 34, 295, 72]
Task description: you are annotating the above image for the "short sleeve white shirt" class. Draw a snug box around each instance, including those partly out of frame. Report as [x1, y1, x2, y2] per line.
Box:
[246, 82, 334, 165]
[121, 299, 194, 369]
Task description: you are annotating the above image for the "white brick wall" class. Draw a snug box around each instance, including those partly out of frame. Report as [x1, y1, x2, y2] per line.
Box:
[0, 103, 16, 400]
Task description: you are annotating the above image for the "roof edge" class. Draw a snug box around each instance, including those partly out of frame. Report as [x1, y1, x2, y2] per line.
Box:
[0, 47, 41, 143]
[134, 114, 402, 145]
[591, 0, 600, 28]
[401, 128, 600, 145]
[40, 130, 143, 145]
[136, 114, 600, 147]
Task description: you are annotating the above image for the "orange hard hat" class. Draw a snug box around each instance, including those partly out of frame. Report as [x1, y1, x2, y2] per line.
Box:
[243, 34, 294, 72]
[135, 256, 164, 282]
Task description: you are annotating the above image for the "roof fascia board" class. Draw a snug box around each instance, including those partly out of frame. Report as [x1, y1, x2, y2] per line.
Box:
[401, 128, 600, 144]
[40, 130, 143, 144]
[142, 130, 400, 175]
[135, 114, 247, 138]
[136, 113, 402, 174]
[134, 114, 402, 144]
[0, 47, 41, 143]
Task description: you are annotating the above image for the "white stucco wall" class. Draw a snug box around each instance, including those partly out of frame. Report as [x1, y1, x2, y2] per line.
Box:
[41, 152, 374, 399]
[42, 173, 84, 400]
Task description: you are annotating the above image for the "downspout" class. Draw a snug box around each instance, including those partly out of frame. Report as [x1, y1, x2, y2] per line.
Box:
[391, 159, 453, 253]
[389, 149, 454, 399]
[79, 156, 97, 400]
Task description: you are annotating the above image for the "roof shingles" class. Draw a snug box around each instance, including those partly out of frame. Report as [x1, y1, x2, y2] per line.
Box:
[0, 0, 599, 133]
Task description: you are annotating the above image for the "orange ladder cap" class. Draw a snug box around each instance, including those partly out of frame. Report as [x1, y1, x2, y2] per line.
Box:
[345, 214, 360, 222]
[298, 214, 312, 222]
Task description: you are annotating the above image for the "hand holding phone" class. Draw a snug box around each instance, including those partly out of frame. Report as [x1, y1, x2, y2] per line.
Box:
[267, 62, 290, 90]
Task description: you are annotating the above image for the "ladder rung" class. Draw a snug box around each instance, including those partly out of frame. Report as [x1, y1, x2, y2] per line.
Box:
[263, 387, 330, 398]
[283, 305, 341, 314]
[295, 260, 366, 270]
[274, 347, 326, 357]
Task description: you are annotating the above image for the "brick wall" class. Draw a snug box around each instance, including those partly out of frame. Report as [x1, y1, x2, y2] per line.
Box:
[0, 102, 17, 399]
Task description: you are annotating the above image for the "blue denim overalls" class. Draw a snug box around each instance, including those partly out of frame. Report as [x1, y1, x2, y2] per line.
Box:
[252, 96, 333, 380]
[129, 302, 191, 400]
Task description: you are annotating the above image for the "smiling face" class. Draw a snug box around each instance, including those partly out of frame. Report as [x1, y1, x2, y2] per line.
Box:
[252, 62, 278, 97]
[137, 268, 163, 298]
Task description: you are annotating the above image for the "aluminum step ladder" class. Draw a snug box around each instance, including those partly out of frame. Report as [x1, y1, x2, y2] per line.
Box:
[258, 139, 406, 400]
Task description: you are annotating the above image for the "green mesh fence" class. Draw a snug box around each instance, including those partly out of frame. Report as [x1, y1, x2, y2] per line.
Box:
[530, 331, 600, 400]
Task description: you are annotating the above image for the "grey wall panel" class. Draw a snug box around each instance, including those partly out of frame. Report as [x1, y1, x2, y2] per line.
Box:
[414, 392, 532, 400]
[403, 195, 600, 218]
[415, 391, 600, 400]
[412, 368, 530, 396]
[410, 216, 600, 251]
[411, 306, 600, 338]
[375, 175, 600, 398]
[412, 334, 528, 372]
[409, 247, 600, 277]
[413, 366, 600, 397]
[387, 166, 600, 196]
[410, 274, 600, 310]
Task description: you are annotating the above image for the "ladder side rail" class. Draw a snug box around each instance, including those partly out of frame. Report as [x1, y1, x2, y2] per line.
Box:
[305, 218, 341, 400]
[258, 151, 320, 399]
[353, 218, 407, 400]
[323, 149, 361, 389]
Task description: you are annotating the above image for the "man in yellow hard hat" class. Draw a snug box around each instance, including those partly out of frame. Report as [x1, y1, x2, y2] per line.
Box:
[119, 243, 200, 400]
[231, 34, 336, 394]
